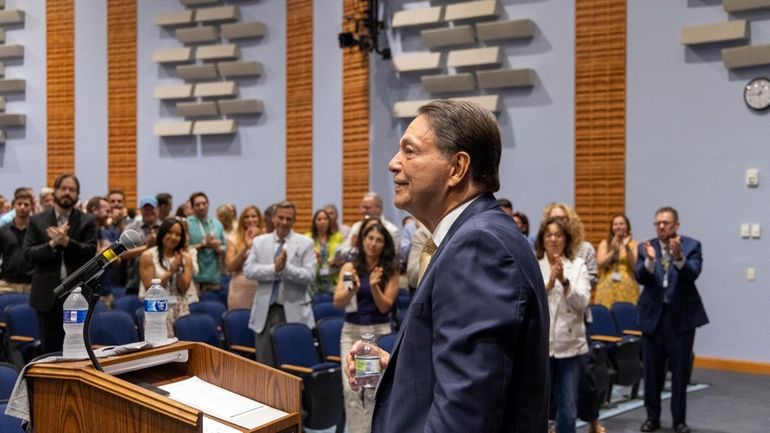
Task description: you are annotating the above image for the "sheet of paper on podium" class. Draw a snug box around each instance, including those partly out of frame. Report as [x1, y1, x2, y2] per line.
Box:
[159, 376, 288, 429]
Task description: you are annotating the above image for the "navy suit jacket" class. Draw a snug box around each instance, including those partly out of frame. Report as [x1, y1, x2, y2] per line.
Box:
[634, 236, 708, 334]
[23, 208, 97, 312]
[371, 193, 549, 433]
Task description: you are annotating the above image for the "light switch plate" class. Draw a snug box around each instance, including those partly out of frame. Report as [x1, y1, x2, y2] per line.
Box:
[746, 168, 759, 187]
[747, 267, 756, 281]
[741, 223, 751, 238]
[750, 223, 761, 238]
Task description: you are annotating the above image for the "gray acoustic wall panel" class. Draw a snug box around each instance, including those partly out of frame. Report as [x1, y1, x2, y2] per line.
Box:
[0, 96, 5, 111]
[444, 0, 498, 21]
[196, 44, 239, 61]
[153, 47, 193, 63]
[177, 101, 219, 117]
[218, 99, 263, 114]
[193, 119, 237, 134]
[195, 5, 239, 23]
[0, 63, 4, 78]
[156, 10, 194, 27]
[222, 22, 267, 40]
[0, 29, 5, 44]
[176, 26, 220, 44]
[0, 113, 25, 126]
[476, 68, 534, 89]
[422, 73, 476, 93]
[446, 46, 501, 68]
[0, 79, 25, 93]
[393, 52, 443, 72]
[392, 6, 444, 28]
[421, 25, 475, 49]
[194, 81, 237, 97]
[0, 10, 24, 25]
[475, 19, 534, 42]
[0, 45, 23, 60]
[217, 61, 262, 77]
[681, 20, 748, 45]
[154, 121, 193, 136]
[722, 43, 770, 68]
[177, 64, 219, 81]
[723, 0, 770, 12]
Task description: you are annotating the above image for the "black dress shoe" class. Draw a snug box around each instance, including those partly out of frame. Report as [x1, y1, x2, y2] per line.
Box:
[640, 420, 661, 432]
[674, 423, 690, 433]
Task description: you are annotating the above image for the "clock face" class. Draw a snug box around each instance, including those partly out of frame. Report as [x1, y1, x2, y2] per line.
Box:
[744, 77, 770, 111]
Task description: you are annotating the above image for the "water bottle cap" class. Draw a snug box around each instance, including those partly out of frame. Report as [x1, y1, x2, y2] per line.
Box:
[151, 278, 162, 285]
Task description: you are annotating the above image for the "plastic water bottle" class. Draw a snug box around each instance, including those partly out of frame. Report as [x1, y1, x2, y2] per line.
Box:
[354, 332, 381, 389]
[62, 287, 88, 359]
[144, 278, 169, 344]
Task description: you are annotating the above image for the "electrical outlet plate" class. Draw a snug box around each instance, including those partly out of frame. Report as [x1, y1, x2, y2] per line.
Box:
[741, 223, 751, 238]
[747, 267, 756, 281]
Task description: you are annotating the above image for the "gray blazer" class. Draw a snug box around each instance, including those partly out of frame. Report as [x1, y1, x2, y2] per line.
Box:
[244, 231, 316, 333]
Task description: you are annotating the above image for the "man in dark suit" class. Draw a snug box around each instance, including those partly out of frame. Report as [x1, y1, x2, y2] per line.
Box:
[24, 173, 97, 354]
[346, 100, 549, 433]
[635, 207, 708, 433]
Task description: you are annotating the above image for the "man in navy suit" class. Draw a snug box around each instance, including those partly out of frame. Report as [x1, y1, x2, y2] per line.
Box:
[346, 100, 549, 433]
[635, 207, 708, 433]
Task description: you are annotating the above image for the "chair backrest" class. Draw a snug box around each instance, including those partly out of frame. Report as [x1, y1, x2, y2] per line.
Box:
[316, 317, 344, 360]
[189, 301, 227, 330]
[113, 295, 144, 320]
[312, 292, 333, 304]
[5, 304, 39, 340]
[0, 294, 29, 326]
[376, 333, 397, 353]
[89, 310, 140, 346]
[173, 314, 221, 347]
[199, 291, 222, 303]
[611, 302, 639, 332]
[93, 301, 109, 313]
[0, 403, 23, 432]
[110, 286, 127, 300]
[587, 304, 620, 337]
[222, 309, 254, 348]
[311, 301, 344, 322]
[0, 362, 19, 402]
[271, 323, 320, 368]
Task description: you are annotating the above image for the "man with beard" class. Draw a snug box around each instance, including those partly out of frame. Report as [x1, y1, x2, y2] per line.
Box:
[24, 174, 96, 353]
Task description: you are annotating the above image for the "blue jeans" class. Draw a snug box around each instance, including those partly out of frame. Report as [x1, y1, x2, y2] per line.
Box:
[550, 356, 581, 433]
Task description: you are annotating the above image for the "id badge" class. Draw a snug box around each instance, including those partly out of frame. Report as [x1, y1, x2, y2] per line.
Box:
[167, 295, 179, 305]
[320, 266, 330, 276]
[611, 272, 622, 282]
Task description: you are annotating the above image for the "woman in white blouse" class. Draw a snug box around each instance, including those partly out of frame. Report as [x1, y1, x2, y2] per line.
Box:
[535, 217, 591, 433]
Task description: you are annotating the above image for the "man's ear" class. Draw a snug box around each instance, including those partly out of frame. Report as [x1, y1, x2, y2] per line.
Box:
[447, 152, 471, 187]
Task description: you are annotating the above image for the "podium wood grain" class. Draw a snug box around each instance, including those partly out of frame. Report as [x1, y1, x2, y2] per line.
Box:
[26, 342, 301, 433]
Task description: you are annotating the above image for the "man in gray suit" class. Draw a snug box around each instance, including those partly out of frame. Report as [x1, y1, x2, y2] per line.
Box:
[244, 200, 316, 366]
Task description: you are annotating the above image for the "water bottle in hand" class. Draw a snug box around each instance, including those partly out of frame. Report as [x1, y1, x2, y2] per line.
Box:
[144, 278, 169, 344]
[62, 287, 88, 359]
[354, 332, 382, 389]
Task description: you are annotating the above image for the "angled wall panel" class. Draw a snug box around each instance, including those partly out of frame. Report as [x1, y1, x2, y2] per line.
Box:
[193, 81, 237, 97]
[0, 45, 24, 60]
[153, 47, 193, 63]
[193, 119, 237, 134]
[475, 19, 535, 42]
[154, 121, 193, 136]
[723, 0, 770, 12]
[446, 46, 501, 68]
[217, 60, 262, 77]
[392, 6, 443, 28]
[0, 113, 25, 126]
[444, 0, 498, 21]
[0, 9, 24, 25]
[0, 79, 25, 93]
[421, 25, 475, 49]
[155, 10, 194, 27]
[392, 52, 442, 72]
[681, 20, 748, 45]
[218, 99, 263, 114]
[421, 73, 475, 93]
[177, 64, 219, 80]
[195, 44, 239, 61]
[722, 43, 770, 68]
[221, 21, 266, 40]
[195, 5, 239, 23]
[176, 26, 219, 44]
[154, 84, 194, 99]
[476, 68, 535, 89]
[176, 101, 219, 117]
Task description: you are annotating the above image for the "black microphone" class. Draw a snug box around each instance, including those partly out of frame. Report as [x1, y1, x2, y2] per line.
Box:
[54, 229, 143, 298]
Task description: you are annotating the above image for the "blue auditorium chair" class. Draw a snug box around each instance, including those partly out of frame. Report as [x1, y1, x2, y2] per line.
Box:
[174, 314, 221, 348]
[222, 309, 255, 359]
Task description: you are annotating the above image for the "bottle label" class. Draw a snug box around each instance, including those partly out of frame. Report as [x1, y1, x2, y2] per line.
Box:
[355, 355, 381, 376]
[63, 310, 87, 324]
[144, 299, 168, 313]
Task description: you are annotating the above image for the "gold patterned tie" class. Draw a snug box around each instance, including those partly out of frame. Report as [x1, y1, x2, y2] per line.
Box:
[417, 238, 437, 285]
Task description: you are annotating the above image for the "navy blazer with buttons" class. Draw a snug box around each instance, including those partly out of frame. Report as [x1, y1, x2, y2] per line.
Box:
[371, 193, 549, 433]
[634, 236, 708, 334]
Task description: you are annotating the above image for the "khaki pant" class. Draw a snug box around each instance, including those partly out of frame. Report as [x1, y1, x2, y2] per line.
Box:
[340, 321, 392, 433]
[0, 280, 31, 294]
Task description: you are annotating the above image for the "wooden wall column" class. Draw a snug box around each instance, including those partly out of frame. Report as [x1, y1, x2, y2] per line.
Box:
[286, 0, 314, 231]
[107, 0, 138, 207]
[341, 0, 370, 226]
[574, 0, 627, 243]
[46, 0, 75, 185]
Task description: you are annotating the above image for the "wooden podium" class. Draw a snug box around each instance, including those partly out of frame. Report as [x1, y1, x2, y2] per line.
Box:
[24, 342, 302, 433]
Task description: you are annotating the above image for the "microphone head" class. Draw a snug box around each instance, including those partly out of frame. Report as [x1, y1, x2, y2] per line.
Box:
[120, 229, 143, 249]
